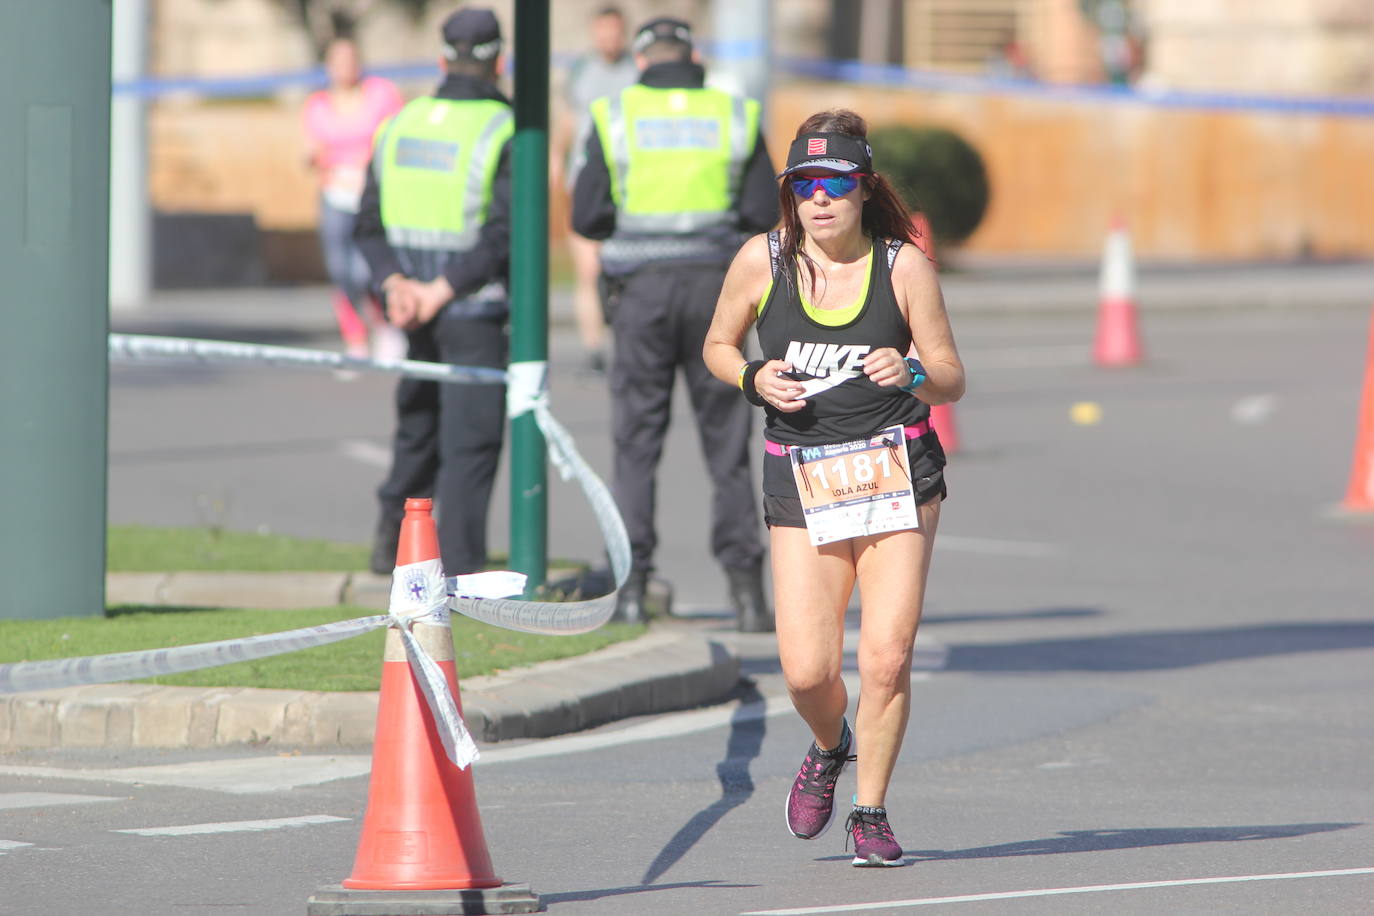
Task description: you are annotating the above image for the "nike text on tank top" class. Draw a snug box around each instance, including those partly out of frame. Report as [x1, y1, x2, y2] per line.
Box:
[754, 232, 931, 446]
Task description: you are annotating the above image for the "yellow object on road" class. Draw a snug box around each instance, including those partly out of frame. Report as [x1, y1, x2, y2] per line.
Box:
[1070, 401, 1102, 425]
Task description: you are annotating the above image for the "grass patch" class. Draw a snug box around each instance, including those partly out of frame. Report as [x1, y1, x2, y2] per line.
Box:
[0, 607, 645, 692]
[108, 525, 370, 572]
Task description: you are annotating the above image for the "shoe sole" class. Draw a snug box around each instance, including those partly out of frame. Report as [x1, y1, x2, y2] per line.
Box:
[784, 757, 849, 840]
[852, 854, 905, 867]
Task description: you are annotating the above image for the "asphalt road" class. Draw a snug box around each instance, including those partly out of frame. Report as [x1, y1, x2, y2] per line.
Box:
[2, 290, 1371, 914]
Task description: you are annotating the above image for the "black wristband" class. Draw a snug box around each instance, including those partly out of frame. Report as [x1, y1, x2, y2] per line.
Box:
[741, 360, 767, 407]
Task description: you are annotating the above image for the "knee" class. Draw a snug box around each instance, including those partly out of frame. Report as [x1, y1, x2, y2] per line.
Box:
[858, 643, 914, 695]
[784, 662, 843, 700]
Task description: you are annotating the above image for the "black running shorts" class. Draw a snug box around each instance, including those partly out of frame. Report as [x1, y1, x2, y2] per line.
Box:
[761, 429, 947, 530]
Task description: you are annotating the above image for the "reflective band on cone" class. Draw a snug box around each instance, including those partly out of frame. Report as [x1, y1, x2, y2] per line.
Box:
[1094, 216, 1144, 368]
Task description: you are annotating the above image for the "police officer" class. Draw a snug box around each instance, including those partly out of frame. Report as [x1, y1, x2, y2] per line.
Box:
[355, 7, 512, 577]
[571, 17, 779, 631]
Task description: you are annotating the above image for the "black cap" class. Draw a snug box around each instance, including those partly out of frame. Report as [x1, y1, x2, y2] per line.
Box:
[441, 8, 502, 61]
[778, 132, 873, 178]
[631, 16, 693, 55]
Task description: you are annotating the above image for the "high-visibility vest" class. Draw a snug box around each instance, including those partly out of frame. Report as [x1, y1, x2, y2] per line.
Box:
[591, 84, 758, 267]
[373, 96, 513, 305]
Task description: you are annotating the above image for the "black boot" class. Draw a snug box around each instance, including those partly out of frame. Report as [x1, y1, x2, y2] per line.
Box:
[727, 561, 774, 633]
[369, 513, 402, 576]
[614, 568, 649, 624]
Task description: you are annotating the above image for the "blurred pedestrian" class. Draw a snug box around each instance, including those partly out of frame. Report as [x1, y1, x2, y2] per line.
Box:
[702, 109, 965, 866]
[552, 5, 638, 374]
[354, 7, 513, 577]
[302, 36, 407, 362]
[571, 16, 778, 630]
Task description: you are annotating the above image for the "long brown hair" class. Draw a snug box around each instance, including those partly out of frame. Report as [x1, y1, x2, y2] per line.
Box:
[776, 110, 918, 295]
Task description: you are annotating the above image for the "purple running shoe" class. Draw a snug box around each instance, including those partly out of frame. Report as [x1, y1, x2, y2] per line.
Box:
[785, 719, 855, 839]
[845, 805, 904, 867]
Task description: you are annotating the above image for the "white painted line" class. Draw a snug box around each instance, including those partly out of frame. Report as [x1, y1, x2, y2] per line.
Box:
[0, 792, 123, 810]
[739, 866, 1374, 914]
[1231, 393, 1276, 425]
[0, 840, 34, 855]
[340, 439, 391, 467]
[0, 755, 372, 795]
[475, 688, 803, 766]
[935, 535, 1060, 558]
[115, 814, 349, 838]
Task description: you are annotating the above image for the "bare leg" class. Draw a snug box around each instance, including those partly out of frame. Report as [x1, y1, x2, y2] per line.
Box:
[851, 498, 941, 807]
[771, 525, 855, 752]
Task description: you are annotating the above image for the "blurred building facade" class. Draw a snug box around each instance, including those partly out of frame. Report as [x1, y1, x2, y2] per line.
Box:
[141, 0, 1374, 280]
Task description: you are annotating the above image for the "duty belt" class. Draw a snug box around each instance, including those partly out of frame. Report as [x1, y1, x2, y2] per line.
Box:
[599, 235, 734, 275]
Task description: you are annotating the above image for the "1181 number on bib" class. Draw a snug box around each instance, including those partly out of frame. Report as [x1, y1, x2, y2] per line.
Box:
[788, 424, 920, 546]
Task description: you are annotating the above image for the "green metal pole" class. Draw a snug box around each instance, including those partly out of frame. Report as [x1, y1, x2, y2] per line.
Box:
[0, 2, 111, 619]
[509, 0, 550, 592]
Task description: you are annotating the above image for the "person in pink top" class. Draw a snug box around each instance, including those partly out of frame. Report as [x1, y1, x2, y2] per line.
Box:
[303, 37, 406, 362]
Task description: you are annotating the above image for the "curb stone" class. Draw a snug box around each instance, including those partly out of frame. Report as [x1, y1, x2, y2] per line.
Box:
[0, 627, 737, 751]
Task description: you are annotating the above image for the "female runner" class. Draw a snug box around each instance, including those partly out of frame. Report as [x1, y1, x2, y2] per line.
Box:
[703, 109, 964, 867]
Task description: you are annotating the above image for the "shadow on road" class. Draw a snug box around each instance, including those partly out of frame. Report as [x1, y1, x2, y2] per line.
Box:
[639, 684, 766, 885]
[537, 879, 759, 906]
[903, 822, 1360, 860]
[947, 621, 1374, 672]
[922, 606, 1102, 626]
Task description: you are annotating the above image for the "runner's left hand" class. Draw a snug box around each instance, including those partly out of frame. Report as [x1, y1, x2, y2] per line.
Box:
[863, 347, 912, 388]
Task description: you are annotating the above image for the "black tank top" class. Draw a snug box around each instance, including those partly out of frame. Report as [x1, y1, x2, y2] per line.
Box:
[755, 232, 930, 446]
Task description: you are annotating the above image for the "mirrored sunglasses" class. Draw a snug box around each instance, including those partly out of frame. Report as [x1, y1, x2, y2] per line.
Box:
[790, 173, 863, 199]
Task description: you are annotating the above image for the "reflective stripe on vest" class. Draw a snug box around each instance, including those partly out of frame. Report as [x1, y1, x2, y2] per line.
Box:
[591, 85, 758, 236]
[374, 97, 512, 272]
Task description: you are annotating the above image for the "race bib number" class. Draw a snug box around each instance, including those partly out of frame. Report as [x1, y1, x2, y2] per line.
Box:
[788, 425, 920, 546]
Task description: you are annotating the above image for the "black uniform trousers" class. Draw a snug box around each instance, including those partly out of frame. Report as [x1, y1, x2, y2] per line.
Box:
[376, 308, 507, 575]
[610, 262, 764, 574]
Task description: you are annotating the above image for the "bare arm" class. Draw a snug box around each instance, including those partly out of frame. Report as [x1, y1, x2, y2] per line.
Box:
[703, 234, 806, 412]
[861, 244, 965, 404]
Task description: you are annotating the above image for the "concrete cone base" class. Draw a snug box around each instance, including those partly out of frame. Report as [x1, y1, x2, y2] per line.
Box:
[307, 883, 541, 915]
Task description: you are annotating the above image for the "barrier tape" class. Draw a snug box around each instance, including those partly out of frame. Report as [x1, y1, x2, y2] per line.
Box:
[3, 337, 631, 766]
[0, 563, 524, 768]
[114, 55, 1374, 118]
[388, 558, 501, 768]
[0, 615, 390, 695]
[109, 334, 508, 386]
[446, 366, 630, 636]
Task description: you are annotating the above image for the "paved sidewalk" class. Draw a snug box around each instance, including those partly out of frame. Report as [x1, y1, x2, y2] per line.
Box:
[3, 571, 743, 751]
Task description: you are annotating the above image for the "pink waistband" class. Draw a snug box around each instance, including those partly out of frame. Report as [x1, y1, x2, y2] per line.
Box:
[763, 420, 932, 457]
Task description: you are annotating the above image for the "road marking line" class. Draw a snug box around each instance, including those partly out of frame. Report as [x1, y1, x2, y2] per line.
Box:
[341, 439, 391, 467]
[0, 755, 372, 795]
[0, 792, 124, 810]
[739, 866, 1374, 914]
[115, 814, 349, 837]
[0, 840, 34, 854]
[1231, 393, 1276, 425]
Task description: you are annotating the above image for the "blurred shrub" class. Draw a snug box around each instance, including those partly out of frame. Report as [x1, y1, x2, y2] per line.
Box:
[869, 125, 990, 247]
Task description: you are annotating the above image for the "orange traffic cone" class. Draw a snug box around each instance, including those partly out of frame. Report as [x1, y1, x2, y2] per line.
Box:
[310, 498, 538, 915]
[1341, 305, 1374, 513]
[930, 401, 961, 456]
[1093, 216, 1144, 367]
